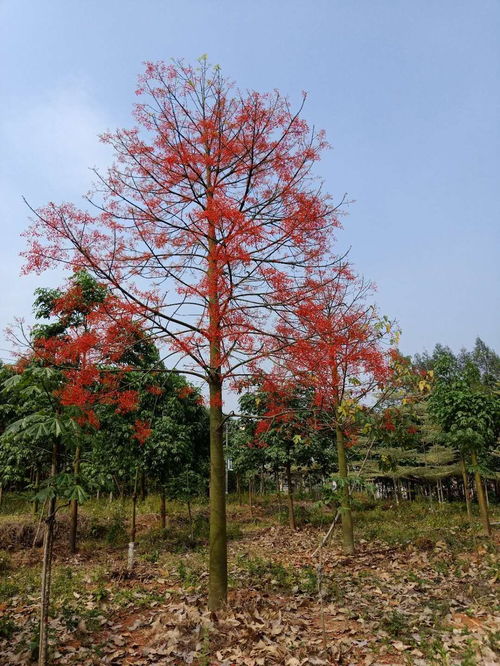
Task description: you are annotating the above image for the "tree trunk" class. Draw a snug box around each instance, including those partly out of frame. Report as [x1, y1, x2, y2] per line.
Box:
[69, 445, 81, 554]
[276, 471, 282, 513]
[160, 488, 167, 529]
[208, 376, 227, 610]
[460, 455, 472, 519]
[39, 441, 58, 666]
[471, 451, 491, 536]
[206, 161, 228, 610]
[0, 483, 3, 508]
[392, 476, 400, 505]
[285, 459, 296, 530]
[128, 470, 139, 572]
[140, 470, 146, 502]
[436, 479, 442, 504]
[187, 499, 193, 539]
[33, 468, 41, 515]
[248, 478, 253, 516]
[336, 427, 354, 554]
[236, 474, 241, 506]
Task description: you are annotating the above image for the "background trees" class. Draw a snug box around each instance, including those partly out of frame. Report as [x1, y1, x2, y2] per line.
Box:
[427, 342, 500, 535]
[246, 274, 399, 552]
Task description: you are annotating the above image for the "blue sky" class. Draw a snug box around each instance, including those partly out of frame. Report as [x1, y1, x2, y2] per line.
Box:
[1, 0, 499, 366]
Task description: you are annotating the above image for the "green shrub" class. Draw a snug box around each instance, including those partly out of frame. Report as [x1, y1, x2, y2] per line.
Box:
[0, 616, 17, 639]
[0, 580, 19, 601]
[381, 610, 410, 638]
[105, 513, 127, 545]
[0, 550, 12, 573]
[227, 523, 243, 541]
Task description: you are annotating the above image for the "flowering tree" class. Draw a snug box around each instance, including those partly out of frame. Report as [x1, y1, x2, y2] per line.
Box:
[31, 271, 158, 433]
[3, 274, 155, 666]
[251, 275, 399, 552]
[22, 58, 342, 608]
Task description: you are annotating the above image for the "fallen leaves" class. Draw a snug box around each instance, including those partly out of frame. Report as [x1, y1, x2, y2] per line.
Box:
[0, 507, 498, 665]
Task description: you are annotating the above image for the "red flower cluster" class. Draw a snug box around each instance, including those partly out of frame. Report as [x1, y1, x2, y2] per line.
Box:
[133, 419, 152, 444]
[28, 277, 151, 434]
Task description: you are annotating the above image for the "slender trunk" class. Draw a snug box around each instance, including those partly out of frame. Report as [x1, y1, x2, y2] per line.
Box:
[187, 499, 193, 539]
[471, 451, 491, 536]
[392, 476, 400, 505]
[140, 470, 146, 502]
[460, 455, 472, 519]
[69, 445, 81, 554]
[33, 468, 40, 515]
[285, 459, 296, 530]
[206, 154, 227, 611]
[276, 472, 282, 513]
[160, 488, 167, 529]
[39, 441, 58, 666]
[248, 478, 253, 516]
[128, 470, 139, 572]
[336, 427, 354, 554]
[236, 474, 241, 506]
[208, 376, 227, 610]
[0, 483, 3, 508]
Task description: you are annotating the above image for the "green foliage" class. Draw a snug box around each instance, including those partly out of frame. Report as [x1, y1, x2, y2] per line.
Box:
[0, 616, 17, 640]
[104, 513, 128, 546]
[0, 580, 20, 601]
[428, 346, 500, 458]
[0, 550, 12, 572]
[229, 386, 336, 490]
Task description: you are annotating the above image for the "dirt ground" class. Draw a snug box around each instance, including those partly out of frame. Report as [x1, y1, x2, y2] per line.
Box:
[0, 499, 498, 664]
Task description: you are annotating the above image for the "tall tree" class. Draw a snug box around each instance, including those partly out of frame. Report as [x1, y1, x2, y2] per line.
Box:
[22, 58, 342, 608]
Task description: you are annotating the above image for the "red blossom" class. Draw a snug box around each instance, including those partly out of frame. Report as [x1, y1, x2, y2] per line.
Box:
[146, 385, 163, 396]
[133, 419, 152, 444]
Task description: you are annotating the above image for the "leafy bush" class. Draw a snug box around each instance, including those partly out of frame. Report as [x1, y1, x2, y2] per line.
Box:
[0, 580, 19, 601]
[0, 550, 12, 572]
[0, 616, 17, 639]
[105, 513, 128, 545]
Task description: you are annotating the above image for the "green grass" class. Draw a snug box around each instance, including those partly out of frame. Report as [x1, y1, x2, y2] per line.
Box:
[352, 499, 488, 550]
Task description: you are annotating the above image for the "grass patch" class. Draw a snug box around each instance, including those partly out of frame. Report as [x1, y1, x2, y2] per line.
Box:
[235, 555, 320, 596]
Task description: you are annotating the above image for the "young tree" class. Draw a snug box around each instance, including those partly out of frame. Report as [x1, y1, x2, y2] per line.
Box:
[2, 365, 78, 666]
[29, 271, 159, 553]
[428, 347, 500, 535]
[3, 279, 153, 665]
[252, 276, 399, 552]
[22, 58, 342, 608]
[141, 376, 208, 530]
